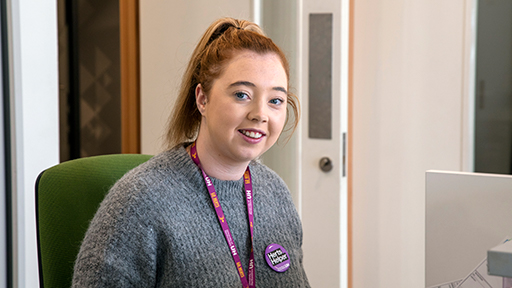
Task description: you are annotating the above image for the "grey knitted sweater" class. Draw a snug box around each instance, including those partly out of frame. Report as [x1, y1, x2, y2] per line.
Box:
[72, 146, 310, 287]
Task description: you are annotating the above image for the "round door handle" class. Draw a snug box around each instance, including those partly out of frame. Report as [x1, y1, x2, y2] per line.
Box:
[319, 157, 333, 172]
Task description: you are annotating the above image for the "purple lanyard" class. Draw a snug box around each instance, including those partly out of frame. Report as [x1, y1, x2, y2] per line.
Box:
[189, 142, 255, 288]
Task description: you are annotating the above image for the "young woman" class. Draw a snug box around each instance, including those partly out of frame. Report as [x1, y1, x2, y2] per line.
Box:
[72, 17, 310, 287]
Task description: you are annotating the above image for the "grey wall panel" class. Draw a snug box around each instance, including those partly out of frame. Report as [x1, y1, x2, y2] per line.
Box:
[308, 13, 332, 139]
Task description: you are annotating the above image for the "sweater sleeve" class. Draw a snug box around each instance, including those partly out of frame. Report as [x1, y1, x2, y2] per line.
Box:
[72, 175, 159, 287]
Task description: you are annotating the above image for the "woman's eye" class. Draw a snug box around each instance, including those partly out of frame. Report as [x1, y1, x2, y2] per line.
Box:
[269, 98, 284, 105]
[235, 92, 249, 100]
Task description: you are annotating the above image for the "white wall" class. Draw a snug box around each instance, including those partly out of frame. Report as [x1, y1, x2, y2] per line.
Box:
[352, 1, 473, 287]
[0, 12, 7, 287]
[8, 0, 59, 287]
[139, 0, 252, 155]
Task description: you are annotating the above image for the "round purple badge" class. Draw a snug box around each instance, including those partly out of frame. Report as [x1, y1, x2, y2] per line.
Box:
[265, 244, 290, 272]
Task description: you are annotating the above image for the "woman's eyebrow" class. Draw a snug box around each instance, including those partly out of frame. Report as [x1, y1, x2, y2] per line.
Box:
[228, 81, 256, 88]
[273, 86, 287, 94]
[228, 81, 287, 94]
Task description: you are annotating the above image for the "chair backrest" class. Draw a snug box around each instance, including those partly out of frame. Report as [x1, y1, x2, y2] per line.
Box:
[35, 154, 152, 288]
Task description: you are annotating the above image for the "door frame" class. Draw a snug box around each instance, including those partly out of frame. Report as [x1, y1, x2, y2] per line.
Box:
[120, 0, 141, 154]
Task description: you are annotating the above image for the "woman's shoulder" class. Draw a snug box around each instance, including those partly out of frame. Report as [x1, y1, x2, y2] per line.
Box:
[249, 159, 283, 180]
[249, 160, 300, 223]
[104, 146, 201, 207]
[248, 160, 290, 194]
[122, 146, 198, 185]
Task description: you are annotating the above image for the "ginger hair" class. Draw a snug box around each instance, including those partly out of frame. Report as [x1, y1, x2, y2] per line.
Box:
[166, 17, 299, 148]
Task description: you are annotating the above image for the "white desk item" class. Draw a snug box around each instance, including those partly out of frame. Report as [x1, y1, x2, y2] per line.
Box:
[426, 170, 512, 287]
[488, 240, 512, 278]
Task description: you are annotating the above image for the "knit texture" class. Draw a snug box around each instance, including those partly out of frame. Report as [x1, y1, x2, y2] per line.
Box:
[72, 146, 310, 287]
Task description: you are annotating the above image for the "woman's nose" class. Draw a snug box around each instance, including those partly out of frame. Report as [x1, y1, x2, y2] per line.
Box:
[248, 100, 269, 123]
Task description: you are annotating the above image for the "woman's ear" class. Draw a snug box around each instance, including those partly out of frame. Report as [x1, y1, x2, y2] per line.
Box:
[195, 84, 207, 115]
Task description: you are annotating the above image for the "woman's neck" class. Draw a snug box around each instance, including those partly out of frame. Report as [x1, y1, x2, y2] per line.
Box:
[188, 140, 249, 181]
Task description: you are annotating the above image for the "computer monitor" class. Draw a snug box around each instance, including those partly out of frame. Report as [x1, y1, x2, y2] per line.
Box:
[426, 170, 512, 287]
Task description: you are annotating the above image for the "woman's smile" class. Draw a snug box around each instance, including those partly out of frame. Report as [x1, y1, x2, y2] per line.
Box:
[239, 128, 266, 143]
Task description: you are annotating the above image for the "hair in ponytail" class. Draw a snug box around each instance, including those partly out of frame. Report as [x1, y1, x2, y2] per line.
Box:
[165, 17, 299, 148]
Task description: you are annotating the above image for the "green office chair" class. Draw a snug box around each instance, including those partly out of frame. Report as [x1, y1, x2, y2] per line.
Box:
[35, 154, 152, 288]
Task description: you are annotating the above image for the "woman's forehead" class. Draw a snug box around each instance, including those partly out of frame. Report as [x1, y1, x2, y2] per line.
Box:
[217, 51, 287, 87]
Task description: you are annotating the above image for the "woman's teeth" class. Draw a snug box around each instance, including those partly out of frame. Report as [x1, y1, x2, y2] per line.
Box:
[241, 130, 263, 139]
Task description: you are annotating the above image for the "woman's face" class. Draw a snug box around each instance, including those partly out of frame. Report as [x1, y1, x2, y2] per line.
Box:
[196, 50, 288, 166]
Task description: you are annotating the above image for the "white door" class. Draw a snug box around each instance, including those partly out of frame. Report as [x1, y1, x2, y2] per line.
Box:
[299, 0, 349, 287]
